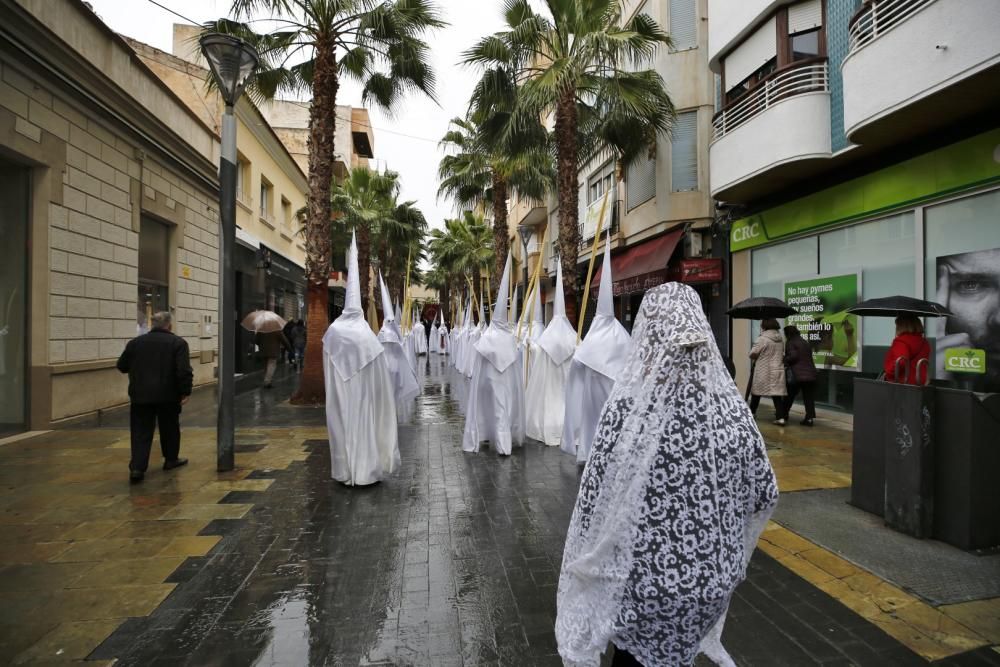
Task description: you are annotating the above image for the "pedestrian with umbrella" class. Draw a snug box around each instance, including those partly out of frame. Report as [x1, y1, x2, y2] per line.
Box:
[242, 310, 291, 388]
[847, 296, 950, 386]
[727, 297, 799, 423]
[780, 324, 818, 426]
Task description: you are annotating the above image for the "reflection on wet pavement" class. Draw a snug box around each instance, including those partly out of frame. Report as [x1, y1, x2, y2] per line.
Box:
[89, 355, 579, 666]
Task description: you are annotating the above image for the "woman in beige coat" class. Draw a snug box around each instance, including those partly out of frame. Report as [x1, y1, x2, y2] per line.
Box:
[749, 318, 787, 423]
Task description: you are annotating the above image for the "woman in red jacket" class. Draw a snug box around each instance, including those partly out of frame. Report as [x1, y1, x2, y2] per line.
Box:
[884, 315, 931, 385]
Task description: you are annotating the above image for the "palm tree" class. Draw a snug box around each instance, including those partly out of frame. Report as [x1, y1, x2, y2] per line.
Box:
[429, 211, 494, 311]
[377, 199, 428, 305]
[464, 0, 674, 322]
[205, 0, 443, 404]
[331, 167, 400, 312]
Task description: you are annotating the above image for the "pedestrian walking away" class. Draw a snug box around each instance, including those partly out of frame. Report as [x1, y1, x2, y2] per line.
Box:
[291, 319, 307, 370]
[115, 311, 192, 483]
[556, 283, 778, 667]
[781, 324, 818, 426]
[257, 328, 292, 387]
[748, 318, 787, 423]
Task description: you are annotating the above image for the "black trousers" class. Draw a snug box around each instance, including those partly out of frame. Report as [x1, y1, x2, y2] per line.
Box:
[130, 402, 181, 472]
[783, 380, 817, 420]
[749, 394, 783, 417]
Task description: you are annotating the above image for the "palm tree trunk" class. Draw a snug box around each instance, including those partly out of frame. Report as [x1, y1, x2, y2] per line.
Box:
[492, 174, 509, 288]
[291, 36, 337, 405]
[555, 90, 580, 325]
[357, 223, 372, 315]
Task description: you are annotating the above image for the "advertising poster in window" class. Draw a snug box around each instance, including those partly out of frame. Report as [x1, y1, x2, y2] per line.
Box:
[935, 248, 1000, 392]
[784, 273, 861, 370]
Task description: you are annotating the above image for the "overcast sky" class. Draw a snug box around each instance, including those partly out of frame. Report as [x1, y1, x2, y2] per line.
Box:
[87, 0, 508, 232]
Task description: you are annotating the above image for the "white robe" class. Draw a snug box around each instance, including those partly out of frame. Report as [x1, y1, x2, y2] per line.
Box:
[462, 344, 525, 456]
[413, 323, 427, 354]
[525, 349, 572, 447]
[429, 323, 440, 353]
[561, 362, 616, 463]
[378, 331, 420, 424]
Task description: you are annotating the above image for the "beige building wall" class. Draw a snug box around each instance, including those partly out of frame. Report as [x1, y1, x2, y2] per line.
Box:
[131, 30, 310, 270]
[3, 0, 221, 426]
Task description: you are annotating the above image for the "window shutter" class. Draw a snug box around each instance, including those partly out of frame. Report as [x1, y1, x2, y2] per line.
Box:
[723, 16, 777, 90]
[671, 111, 698, 192]
[789, 0, 823, 34]
[669, 0, 697, 51]
[626, 149, 656, 211]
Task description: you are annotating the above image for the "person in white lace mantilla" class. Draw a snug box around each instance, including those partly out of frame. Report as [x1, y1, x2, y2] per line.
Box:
[556, 282, 778, 667]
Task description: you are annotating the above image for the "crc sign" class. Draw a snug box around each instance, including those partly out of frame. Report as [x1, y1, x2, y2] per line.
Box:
[730, 217, 767, 250]
[944, 348, 986, 374]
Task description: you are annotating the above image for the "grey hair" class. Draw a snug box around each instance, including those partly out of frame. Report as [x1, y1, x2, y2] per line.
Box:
[151, 311, 172, 329]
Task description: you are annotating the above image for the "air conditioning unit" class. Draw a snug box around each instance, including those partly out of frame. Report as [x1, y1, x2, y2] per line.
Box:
[684, 230, 705, 257]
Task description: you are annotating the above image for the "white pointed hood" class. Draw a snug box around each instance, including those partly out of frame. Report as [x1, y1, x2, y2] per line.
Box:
[574, 228, 632, 380]
[474, 252, 518, 372]
[394, 300, 401, 324]
[476, 294, 485, 330]
[377, 272, 402, 344]
[536, 261, 577, 365]
[323, 232, 384, 380]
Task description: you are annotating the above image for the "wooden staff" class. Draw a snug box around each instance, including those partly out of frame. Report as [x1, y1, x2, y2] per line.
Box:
[577, 190, 610, 343]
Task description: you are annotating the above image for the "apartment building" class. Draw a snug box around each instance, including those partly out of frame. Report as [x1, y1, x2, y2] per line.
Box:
[133, 25, 311, 374]
[510, 0, 722, 333]
[709, 0, 1000, 412]
[0, 0, 220, 432]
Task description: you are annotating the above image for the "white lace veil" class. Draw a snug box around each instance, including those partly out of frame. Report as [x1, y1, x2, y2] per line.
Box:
[555, 282, 778, 667]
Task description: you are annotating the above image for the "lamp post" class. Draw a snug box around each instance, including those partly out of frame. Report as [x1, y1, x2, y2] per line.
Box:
[200, 33, 259, 472]
[517, 223, 534, 311]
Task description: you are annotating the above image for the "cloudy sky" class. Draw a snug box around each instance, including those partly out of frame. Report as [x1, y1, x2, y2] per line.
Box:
[87, 0, 508, 232]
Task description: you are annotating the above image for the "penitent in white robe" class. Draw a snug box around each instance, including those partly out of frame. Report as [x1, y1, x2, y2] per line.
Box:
[377, 275, 420, 424]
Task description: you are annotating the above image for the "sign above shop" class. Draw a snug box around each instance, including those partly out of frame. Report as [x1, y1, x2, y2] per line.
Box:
[666, 258, 723, 284]
[614, 269, 669, 296]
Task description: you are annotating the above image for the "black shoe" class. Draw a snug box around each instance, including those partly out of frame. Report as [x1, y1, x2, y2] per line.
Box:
[800, 418, 814, 427]
[163, 458, 188, 471]
[129, 470, 144, 484]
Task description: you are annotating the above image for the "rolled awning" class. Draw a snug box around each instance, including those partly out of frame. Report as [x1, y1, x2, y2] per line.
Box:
[590, 228, 685, 294]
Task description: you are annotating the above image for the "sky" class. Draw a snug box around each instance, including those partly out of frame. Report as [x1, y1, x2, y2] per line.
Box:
[86, 0, 508, 232]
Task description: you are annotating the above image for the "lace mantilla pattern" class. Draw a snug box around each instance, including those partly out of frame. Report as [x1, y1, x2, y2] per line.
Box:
[556, 283, 778, 667]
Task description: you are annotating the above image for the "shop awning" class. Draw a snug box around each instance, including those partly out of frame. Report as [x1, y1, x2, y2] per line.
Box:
[590, 228, 685, 295]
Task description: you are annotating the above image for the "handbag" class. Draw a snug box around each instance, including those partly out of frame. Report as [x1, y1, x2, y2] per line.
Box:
[785, 366, 797, 386]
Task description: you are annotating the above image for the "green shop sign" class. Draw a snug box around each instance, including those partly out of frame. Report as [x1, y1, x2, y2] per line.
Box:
[730, 129, 1000, 252]
[944, 348, 986, 375]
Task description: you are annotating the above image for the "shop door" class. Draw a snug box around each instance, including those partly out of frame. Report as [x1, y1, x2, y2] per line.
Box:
[0, 162, 29, 436]
[137, 217, 170, 334]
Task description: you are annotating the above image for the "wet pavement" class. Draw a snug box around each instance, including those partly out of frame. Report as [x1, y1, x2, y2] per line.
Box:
[1, 355, 998, 665]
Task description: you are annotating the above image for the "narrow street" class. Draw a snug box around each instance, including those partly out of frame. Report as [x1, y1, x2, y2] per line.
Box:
[0, 357, 997, 666]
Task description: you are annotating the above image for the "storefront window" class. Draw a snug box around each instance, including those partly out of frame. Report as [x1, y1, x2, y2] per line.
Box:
[0, 162, 29, 435]
[138, 217, 170, 334]
[924, 189, 1000, 392]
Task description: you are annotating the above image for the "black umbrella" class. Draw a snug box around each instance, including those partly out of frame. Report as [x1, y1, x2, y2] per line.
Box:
[727, 297, 798, 320]
[846, 295, 953, 318]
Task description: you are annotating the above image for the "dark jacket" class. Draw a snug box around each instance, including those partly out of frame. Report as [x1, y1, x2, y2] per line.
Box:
[784, 334, 818, 383]
[884, 332, 930, 385]
[256, 330, 290, 358]
[117, 329, 193, 404]
[290, 324, 306, 348]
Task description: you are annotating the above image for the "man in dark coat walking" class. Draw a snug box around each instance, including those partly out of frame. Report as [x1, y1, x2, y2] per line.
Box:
[117, 311, 193, 483]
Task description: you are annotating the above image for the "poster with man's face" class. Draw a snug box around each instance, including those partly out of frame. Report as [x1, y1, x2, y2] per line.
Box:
[936, 249, 1000, 392]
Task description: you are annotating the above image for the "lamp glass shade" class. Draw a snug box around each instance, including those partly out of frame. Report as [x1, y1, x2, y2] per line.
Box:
[199, 33, 259, 106]
[517, 224, 534, 247]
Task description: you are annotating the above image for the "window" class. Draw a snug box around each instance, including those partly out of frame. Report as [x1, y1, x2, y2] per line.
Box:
[626, 147, 656, 211]
[669, 0, 697, 51]
[137, 217, 170, 334]
[724, 16, 777, 100]
[259, 177, 273, 222]
[670, 111, 698, 192]
[588, 162, 615, 205]
[236, 157, 250, 204]
[281, 196, 293, 227]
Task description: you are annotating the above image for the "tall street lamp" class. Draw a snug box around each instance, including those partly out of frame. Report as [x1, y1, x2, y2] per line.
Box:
[200, 33, 259, 472]
[517, 223, 534, 312]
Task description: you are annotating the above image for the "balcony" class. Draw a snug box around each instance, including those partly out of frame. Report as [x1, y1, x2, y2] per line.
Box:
[843, 0, 1000, 145]
[710, 59, 831, 202]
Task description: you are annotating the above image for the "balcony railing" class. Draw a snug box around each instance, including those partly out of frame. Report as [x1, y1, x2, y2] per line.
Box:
[578, 199, 621, 251]
[849, 0, 935, 54]
[712, 59, 829, 140]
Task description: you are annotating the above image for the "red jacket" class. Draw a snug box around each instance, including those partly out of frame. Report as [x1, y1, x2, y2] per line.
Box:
[884, 332, 930, 385]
